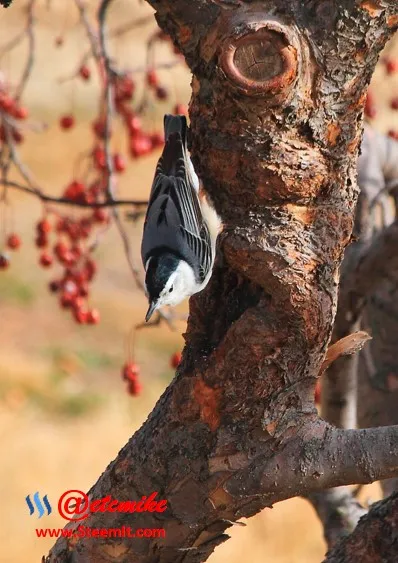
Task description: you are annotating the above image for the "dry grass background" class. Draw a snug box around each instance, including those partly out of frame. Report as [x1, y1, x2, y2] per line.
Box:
[0, 2, 396, 562]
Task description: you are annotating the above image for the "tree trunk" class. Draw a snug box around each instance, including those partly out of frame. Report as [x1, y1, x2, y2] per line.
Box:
[47, 2, 398, 562]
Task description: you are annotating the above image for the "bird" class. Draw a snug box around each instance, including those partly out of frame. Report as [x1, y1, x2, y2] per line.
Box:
[141, 114, 219, 322]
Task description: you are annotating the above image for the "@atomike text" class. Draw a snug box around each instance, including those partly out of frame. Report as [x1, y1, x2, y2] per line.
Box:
[58, 490, 167, 521]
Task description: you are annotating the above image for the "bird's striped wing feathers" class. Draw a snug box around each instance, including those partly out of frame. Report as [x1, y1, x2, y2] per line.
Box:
[143, 173, 212, 282]
[142, 118, 213, 283]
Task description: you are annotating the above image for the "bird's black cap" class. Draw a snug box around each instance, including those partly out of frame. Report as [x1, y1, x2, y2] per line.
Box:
[145, 252, 180, 321]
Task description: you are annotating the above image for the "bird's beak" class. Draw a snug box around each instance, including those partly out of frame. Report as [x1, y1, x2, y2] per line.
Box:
[145, 301, 157, 322]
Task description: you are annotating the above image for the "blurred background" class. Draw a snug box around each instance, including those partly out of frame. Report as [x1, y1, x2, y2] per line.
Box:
[0, 2, 396, 562]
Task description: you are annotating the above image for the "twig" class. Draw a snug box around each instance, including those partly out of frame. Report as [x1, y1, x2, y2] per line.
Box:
[2, 179, 148, 208]
[15, 0, 36, 100]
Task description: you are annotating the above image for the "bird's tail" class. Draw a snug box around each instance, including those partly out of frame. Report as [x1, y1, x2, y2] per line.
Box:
[164, 114, 187, 145]
[160, 114, 189, 179]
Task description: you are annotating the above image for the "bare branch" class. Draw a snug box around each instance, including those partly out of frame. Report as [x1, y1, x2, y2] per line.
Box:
[306, 488, 367, 549]
[2, 179, 148, 208]
[320, 332, 371, 376]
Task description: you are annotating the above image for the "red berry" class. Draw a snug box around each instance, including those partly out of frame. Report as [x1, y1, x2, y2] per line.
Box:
[87, 309, 100, 324]
[71, 245, 83, 261]
[174, 103, 187, 115]
[130, 135, 152, 158]
[385, 57, 398, 75]
[150, 132, 164, 148]
[60, 114, 75, 129]
[93, 208, 109, 223]
[12, 106, 28, 120]
[73, 306, 88, 324]
[64, 180, 85, 202]
[121, 77, 135, 98]
[170, 352, 182, 369]
[0, 253, 10, 270]
[115, 76, 135, 102]
[388, 129, 398, 141]
[54, 241, 68, 258]
[93, 146, 106, 169]
[113, 152, 126, 173]
[37, 219, 52, 233]
[127, 379, 142, 396]
[39, 252, 53, 268]
[35, 234, 48, 248]
[155, 86, 168, 100]
[0, 95, 14, 112]
[391, 97, 398, 110]
[60, 292, 74, 308]
[6, 233, 21, 250]
[63, 278, 78, 295]
[146, 69, 158, 87]
[92, 118, 111, 140]
[79, 65, 90, 81]
[122, 362, 140, 382]
[126, 115, 142, 135]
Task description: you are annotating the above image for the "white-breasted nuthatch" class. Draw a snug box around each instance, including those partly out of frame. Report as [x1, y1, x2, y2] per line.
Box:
[141, 114, 219, 322]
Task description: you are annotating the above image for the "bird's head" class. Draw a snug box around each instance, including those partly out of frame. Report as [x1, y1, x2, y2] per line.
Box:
[144, 253, 196, 321]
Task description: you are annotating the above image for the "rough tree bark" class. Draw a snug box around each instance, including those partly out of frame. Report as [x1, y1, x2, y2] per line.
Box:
[47, 2, 398, 562]
[324, 492, 398, 563]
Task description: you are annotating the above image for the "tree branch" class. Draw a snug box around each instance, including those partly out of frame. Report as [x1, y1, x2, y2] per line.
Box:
[2, 179, 147, 208]
[306, 488, 367, 549]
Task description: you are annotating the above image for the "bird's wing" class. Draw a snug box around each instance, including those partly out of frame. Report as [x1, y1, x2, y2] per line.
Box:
[141, 174, 212, 280]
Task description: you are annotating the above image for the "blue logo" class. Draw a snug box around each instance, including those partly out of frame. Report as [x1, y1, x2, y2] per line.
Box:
[26, 492, 52, 518]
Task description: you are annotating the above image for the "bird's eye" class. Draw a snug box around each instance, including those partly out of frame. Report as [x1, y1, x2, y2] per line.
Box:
[169, 286, 173, 293]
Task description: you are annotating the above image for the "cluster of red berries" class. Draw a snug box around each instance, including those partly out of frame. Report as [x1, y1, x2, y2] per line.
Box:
[365, 56, 398, 139]
[122, 362, 142, 396]
[34, 215, 102, 325]
[120, 352, 182, 398]
[59, 69, 187, 161]
[0, 88, 28, 145]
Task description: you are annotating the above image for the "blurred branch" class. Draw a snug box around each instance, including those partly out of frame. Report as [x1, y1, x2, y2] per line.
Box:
[15, 0, 35, 100]
[2, 179, 148, 208]
[307, 488, 367, 549]
[321, 128, 398, 429]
